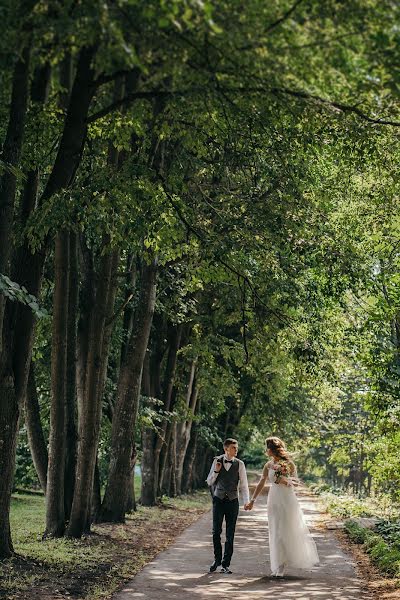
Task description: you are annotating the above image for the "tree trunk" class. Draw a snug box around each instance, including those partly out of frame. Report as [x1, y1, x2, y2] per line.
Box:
[141, 427, 159, 506]
[40, 46, 96, 202]
[0, 45, 97, 556]
[0, 46, 32, 558]
[181, 396, 202, 494]
[0, 245, 45, 560]
[120, 254, 137, 369]
[91, 460, 101, 522]
[54, 53, 78, 522]
[0, 45, 31, 344]
[156, 324, 182, 495]
[176, 362, 199, 495]
[99, 259, 157, 523]
[159, 388, 177, 495]
[0, 375, 18, 558]
[163, 426, 177, 497]
[66, 249, 114, 537]
[76, 236, 94, 424]
[140, 319, 167, 506]
[45, 230, 70, 537]
[0, 54, 50, 558]
[24, 362, 48, 493]
[125, 444, 137, 513]
[64, 231, 78, 520]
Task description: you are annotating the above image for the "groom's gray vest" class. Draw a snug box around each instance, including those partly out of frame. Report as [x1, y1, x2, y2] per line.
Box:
[213, 456, 240, 501]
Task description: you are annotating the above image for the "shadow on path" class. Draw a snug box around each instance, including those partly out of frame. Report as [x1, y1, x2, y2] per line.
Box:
[114, 490, 371, 600]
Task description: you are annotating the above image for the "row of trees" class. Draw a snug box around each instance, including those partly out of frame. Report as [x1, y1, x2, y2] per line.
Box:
[1, 0, 399, 559]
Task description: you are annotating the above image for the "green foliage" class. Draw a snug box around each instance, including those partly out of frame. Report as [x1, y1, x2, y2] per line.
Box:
[375, 520, 400, 550]
[321, 493, 377, 519]
[314, 483, 399, 520]
[14, 429, 41, 491]
[345, 519, 400, 577]
[0, 274, 47, 318]
[3, 0, 400, 534]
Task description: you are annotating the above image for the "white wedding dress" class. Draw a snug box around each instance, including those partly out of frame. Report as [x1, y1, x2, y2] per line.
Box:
[267, 464, 319, 573]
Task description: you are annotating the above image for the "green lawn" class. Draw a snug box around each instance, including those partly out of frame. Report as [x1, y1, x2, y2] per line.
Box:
[1, 487, 211, 600]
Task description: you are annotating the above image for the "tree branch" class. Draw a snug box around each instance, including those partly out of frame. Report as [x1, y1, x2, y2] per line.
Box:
[92, 67, 141, 89]
[265, 0, 306, 34]
[87, 90, 177, 122]
[106, 293, 134, 327]
[158, 176, 292, 327]
[87, 84, 400, 127]
[270, 87, 400, 126]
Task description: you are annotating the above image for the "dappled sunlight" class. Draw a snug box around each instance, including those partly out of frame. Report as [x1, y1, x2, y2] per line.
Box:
[114, 494, 370, 600]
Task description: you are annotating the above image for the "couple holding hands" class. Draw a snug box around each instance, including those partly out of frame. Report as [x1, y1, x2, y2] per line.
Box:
[206, 436, 319, 577]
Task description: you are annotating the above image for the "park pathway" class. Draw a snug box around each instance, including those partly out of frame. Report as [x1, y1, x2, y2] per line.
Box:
[114, 489, 371, 600]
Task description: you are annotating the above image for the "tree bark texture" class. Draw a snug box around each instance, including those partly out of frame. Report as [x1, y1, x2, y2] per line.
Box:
[45, 231, 70, 537]
[181, 396, 202, 494]
[0, 44, 97, 555]
[0, 375, 18, 558]
[99, 259, 157, 523]
[156, 324, 182, 495]
[24, 362, 48, 493]
[0, 45, 31, 345]
[64, 232, 79, 520]
[175, 361, 199, 495]
[67, 250, 115, 537]
[0, 42, 32, 560]
[140, 317, 169, 506]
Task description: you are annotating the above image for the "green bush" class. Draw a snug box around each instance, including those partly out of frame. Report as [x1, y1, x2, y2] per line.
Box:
[313, 484, 400, 520]
[344, 520, 400, 577]
[14, 428, 41, 490]
[309, 482, 332, 494]
[344, 519, 369, 544]
[324, 494, 375, 518]
[375, 520, 400, 549]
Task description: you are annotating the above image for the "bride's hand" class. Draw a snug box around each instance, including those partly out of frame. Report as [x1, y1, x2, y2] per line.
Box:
[279, 476, 293, 487]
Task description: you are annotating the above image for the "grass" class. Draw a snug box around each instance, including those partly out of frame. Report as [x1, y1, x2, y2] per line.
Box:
[344, 519, 400, 578]
[1, 488, 211, 600]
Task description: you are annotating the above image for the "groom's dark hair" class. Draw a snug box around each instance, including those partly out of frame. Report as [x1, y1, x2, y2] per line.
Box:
[223, 438, 238, 447]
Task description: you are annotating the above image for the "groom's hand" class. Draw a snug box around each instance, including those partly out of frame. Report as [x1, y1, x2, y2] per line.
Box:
[244, 500, 254, 511]
[214, 459, 222, 472]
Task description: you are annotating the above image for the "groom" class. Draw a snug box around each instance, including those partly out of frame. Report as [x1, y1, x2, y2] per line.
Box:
[206, 438, 249, 574]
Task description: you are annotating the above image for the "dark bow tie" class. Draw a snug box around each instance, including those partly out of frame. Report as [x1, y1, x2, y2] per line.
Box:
[224, 459, 233, 463]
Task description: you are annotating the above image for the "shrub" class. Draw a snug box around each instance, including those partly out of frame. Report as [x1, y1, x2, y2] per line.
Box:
[344, 520, 400, 577]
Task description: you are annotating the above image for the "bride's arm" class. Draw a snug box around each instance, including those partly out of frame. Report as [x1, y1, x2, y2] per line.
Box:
[244, 463, 269, 509]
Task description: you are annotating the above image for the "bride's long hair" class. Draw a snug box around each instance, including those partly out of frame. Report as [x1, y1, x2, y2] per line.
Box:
[265, 436, 291, 461]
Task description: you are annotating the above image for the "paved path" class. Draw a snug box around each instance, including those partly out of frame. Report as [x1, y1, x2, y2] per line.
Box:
[114, 489, 371, 600]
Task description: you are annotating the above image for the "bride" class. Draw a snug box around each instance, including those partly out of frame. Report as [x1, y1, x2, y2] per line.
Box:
[245, 436, 319, 577]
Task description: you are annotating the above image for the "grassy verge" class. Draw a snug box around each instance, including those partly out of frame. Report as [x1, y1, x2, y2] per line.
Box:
[1, 489, 211, 600]
[344, 519, 400, 578]
[309, 483, 400, 589]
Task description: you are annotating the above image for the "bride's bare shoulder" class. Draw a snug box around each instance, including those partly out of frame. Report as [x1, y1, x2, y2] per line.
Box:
[264, 460, 273, 470]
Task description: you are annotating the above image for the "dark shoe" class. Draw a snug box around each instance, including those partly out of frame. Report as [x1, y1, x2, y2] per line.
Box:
[220, 566, 232, 574]
[209, 560, 221, 572]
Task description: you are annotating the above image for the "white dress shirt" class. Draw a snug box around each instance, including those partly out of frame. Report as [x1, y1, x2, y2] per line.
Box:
[206, 454, 250, 505]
